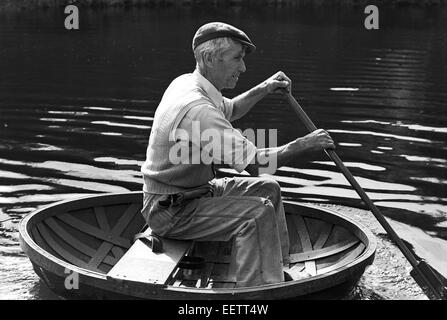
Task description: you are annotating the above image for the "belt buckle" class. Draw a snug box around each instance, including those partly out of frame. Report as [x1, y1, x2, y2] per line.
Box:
[171, 193, 184, 206]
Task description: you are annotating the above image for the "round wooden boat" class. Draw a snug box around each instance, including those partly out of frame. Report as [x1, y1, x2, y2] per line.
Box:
[19, 191, 376, 299]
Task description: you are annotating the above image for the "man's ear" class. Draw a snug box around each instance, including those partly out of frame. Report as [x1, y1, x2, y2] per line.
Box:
[202, 52, 215, 69]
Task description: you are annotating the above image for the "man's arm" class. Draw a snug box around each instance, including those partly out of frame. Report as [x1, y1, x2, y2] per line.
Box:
[230, 71, 291, 121]
[245, 129, 335, 176]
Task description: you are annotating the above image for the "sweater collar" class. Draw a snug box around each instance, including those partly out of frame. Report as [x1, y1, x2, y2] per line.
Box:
[193, 69, 223, 107]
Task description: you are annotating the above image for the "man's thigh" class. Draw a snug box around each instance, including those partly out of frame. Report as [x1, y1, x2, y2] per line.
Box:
[165, 195, 275, 242]
[213, 176, 282, 202]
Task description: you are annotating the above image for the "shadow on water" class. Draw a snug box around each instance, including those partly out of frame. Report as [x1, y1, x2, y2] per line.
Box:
[0, 4, 446, 299]
[28, 280, 62, 300]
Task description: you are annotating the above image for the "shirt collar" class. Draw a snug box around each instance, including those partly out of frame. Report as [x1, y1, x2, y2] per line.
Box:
[192, 69, 223, 107]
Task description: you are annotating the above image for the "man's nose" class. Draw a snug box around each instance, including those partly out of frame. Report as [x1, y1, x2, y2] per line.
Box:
[239, 59, 246, 73]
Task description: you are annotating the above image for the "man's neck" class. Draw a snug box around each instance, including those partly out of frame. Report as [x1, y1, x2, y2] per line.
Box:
[196, 67, 222, 92]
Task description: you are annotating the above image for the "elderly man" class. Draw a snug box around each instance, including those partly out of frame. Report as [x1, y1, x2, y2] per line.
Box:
[141, 22, 334, 287]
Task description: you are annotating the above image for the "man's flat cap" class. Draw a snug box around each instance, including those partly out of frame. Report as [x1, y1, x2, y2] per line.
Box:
[192, 22, 256, 54]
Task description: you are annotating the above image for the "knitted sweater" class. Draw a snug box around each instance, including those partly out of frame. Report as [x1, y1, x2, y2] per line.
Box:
[141, 71, 257, 194]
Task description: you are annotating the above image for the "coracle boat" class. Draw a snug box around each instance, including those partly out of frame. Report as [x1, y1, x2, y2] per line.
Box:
[19, 191, 376, 299]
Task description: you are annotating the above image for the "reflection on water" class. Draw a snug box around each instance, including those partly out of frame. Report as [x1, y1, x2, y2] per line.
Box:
[329, 129, 435, 143]
[0, 5, 446, 299]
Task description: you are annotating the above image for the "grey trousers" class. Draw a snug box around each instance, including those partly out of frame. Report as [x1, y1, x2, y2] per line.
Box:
[141, 176, 290, 287]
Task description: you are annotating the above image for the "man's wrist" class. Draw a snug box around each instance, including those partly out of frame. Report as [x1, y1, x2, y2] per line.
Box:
[257, 80, 270, 97]
[288, 138, 309, 156]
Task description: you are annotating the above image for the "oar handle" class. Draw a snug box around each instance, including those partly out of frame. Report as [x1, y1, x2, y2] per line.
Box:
[285, 93, 420, 266]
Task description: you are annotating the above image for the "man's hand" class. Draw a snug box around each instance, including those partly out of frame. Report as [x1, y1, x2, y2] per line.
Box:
[298, 129, 335, 152]
[230, 71, 292, 121]
[245, 129, 335, 177]
[263, 71, 292, 94]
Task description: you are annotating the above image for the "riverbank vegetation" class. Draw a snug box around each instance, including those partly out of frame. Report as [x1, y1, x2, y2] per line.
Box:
[0, 0, 445, 11]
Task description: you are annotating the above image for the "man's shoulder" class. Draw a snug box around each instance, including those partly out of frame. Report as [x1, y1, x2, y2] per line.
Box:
[170, 72, 201, 88]
[182, 103, 228, 130]
[163, 73, 204, 99]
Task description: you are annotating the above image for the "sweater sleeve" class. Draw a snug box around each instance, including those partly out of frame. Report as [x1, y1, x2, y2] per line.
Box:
[220, 97, 234, 121]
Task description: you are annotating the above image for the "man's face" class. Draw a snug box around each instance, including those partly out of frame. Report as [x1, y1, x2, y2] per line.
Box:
[213, 41, 246, 90]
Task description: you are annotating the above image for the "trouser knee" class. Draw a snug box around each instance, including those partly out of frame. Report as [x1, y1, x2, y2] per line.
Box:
[236, 199, 277, 237]
[255, 197, 277, 225]
[258, 178, 282, 206]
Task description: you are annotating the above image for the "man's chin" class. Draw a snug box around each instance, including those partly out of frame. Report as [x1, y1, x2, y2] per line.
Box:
[226, 80, 238, 89]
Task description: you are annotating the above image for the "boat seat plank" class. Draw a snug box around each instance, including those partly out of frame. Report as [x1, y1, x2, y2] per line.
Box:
[293, 215, 317, 276]
[107, 230, 194, 285]
[317, 243, 366, 275]
[58, 214, 131, 248]
[289, 239, 359, 264]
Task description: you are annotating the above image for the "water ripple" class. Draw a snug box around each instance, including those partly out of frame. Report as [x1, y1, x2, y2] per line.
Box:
[328, 129, 435, 143]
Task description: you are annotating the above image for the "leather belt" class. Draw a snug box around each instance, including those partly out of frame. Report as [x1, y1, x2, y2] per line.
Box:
[158, 186, 213, 207]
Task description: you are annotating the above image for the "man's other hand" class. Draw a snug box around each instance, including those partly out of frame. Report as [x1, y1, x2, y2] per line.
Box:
[300, 129, 335, 152]
[264, 71, 292, 94]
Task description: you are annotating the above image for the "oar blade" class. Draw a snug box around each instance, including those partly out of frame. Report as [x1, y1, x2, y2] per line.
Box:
[410, 260, 447, 300]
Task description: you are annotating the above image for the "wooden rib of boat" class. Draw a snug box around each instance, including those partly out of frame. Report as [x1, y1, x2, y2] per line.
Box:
[19, 191, 376, 299]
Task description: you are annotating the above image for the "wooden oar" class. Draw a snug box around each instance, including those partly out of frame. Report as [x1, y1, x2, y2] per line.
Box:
[285, 93, 447, 300]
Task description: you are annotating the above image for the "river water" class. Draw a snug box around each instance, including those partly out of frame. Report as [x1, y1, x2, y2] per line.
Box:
[0, 4, 446, 299]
